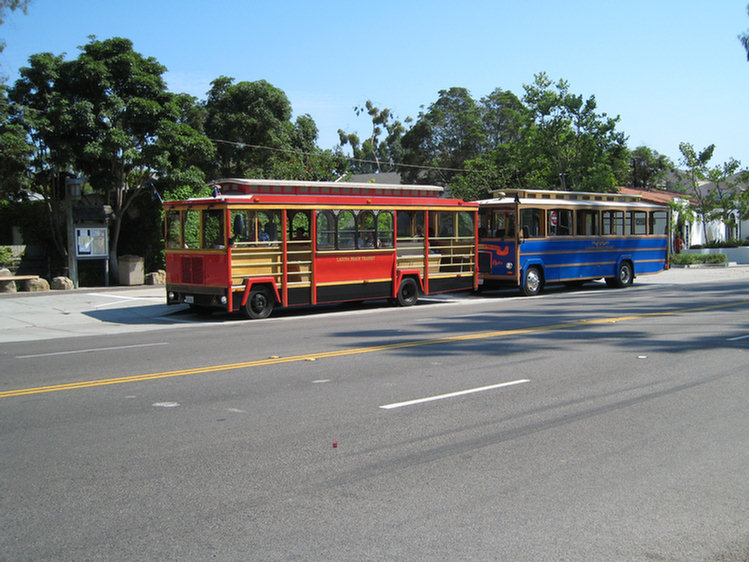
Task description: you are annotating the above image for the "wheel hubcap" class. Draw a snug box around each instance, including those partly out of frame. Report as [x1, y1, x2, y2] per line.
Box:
[527, 271, 540, 292]
[620, 266, 631, 283]
[252, 294, 267, 312]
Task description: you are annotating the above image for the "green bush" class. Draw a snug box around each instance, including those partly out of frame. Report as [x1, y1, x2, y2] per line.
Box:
[706, 239, 743, 248]
[0, 246, 14, 267]
[671, 253, 727, 265]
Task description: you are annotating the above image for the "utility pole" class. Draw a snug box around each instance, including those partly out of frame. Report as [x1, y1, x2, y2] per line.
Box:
[65, 177, 83, 288]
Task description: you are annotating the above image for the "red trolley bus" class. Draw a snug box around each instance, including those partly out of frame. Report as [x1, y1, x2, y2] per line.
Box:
[164, 179, 478, 318]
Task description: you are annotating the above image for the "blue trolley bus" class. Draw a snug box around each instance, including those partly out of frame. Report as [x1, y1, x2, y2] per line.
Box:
[476, 189, 669, 296]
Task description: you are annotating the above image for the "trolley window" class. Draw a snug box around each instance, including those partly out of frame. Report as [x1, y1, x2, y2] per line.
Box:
[650, 211, 668, 235]
[602, 210, 625, 236]
[576, 210, 599, 236]
[631, 211, 647, 235]
[520, 208, 542, 237]
[547, 209, 573, 236]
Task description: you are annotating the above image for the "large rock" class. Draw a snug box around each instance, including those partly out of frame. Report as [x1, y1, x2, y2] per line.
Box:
[0, 268, 17, 293]
[146, 270, 166, 285]
[24, 277, 50, 292]
[51, 276, 75, 290]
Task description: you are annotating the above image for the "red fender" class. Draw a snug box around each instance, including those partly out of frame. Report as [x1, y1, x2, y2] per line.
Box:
[394, 269, 424, 298]
[240, 277, 281, 307]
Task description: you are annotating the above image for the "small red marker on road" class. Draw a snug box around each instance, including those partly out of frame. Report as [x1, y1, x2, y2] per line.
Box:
[332, 442, 338, 448]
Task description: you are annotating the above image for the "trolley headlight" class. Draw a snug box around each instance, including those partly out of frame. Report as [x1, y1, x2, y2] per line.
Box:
[506, 262, 514, 270]
[220, 296, 227, 305]
[168, 291, 175, 301]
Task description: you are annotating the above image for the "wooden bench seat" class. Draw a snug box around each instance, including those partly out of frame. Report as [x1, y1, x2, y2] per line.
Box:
[0, 275, 39, 281]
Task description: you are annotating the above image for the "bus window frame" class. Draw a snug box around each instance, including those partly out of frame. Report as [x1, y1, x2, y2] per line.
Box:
[576, 209, 600, 236]
[547, 208, 573, 236]
[631, 211, 648, 235]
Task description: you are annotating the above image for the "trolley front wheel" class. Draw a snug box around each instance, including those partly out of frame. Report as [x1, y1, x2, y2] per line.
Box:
[521, 266, 544, 296]
[242, 286, 275, 319]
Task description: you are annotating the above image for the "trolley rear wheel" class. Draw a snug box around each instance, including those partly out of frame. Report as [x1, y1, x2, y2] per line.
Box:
[396, 277, 419, 307]
[606, 261, 633, 288]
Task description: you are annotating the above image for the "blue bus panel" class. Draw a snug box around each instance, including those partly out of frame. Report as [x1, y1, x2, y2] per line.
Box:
[479, 236, 667, 287]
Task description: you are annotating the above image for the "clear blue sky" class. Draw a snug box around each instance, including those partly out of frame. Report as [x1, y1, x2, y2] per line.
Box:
[2, 0, 748, 169]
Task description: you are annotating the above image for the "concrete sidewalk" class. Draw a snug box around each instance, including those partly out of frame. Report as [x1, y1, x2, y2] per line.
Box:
[1, 266, 749, 344]
[0, 285, 175, 344]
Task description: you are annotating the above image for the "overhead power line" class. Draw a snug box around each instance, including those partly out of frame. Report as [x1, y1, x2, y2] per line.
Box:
[208, 137, 484, 175]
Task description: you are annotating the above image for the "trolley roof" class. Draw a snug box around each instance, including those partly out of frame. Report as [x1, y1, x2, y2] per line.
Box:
[211, 178, 444, 198]
[476, 188, 669, 210]
[164, 178, 480, 209]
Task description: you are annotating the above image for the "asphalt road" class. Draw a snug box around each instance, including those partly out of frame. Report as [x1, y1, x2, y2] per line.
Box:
[1, 268, 748, 561]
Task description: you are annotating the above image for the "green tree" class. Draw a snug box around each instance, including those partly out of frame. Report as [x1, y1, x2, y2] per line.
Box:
[629, 146, 674, 189]
[204, 77, 325, 179]
[400, 87, 485, 186]
[678, 142, 717, 243]
[520, 72, 627, 192]
[446, 88, 529, 200]
[204, 77, 349, 181]
[7, 51, 72, 260]
[8, 38, 213, 277]
[338, 100, 408, 174]
[446, 75, 629, 199]
[704, 157, 749, 239]
[253, 113, 350, 181]
[149, 93, 215, 199]
[58, 37, 192, 278]
[480, 88, 526, 147]
[730, 170, 749, 230]
[0, 83, 33, 200]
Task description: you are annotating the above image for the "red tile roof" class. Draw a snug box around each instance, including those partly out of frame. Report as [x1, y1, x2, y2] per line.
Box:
[618, 187, 684, 205]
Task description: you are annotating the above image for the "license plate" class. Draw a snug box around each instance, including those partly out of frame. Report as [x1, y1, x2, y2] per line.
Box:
[184, 295, 194, 304]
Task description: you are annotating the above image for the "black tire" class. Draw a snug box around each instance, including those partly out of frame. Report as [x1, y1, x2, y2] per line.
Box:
[242, 286, 274, 319]
[606, 261, 633, 288]
[521, 266, 544, 296]
[396, 277, 419, 307]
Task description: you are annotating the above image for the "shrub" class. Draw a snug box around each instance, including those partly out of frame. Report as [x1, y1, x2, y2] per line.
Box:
[671, 253, 727, 265]
[0, 246, 18, 267]
[706, 239, 743, 248]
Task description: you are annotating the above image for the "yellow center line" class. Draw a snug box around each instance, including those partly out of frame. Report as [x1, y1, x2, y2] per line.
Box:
[3, 299, 749, 399]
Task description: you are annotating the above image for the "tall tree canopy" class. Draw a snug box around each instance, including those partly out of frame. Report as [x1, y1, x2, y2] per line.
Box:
[6, 51, 73, 258]
[6, 37, 214, 275]
[520, 73, 628, 192]
[204, 76, 348, 180]
[629, 146, 674, 189]
[338, 100, 408, 174]
[400, 87, 485, 186]
[413, 74, 630, 199]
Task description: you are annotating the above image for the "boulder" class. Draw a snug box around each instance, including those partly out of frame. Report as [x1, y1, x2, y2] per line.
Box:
[0, 268, 17, 292]
[51, 276, 75, 290]
[24, 277, 50, 292]
[0, 279, 17, 293]
[146, 269, 166, 285]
